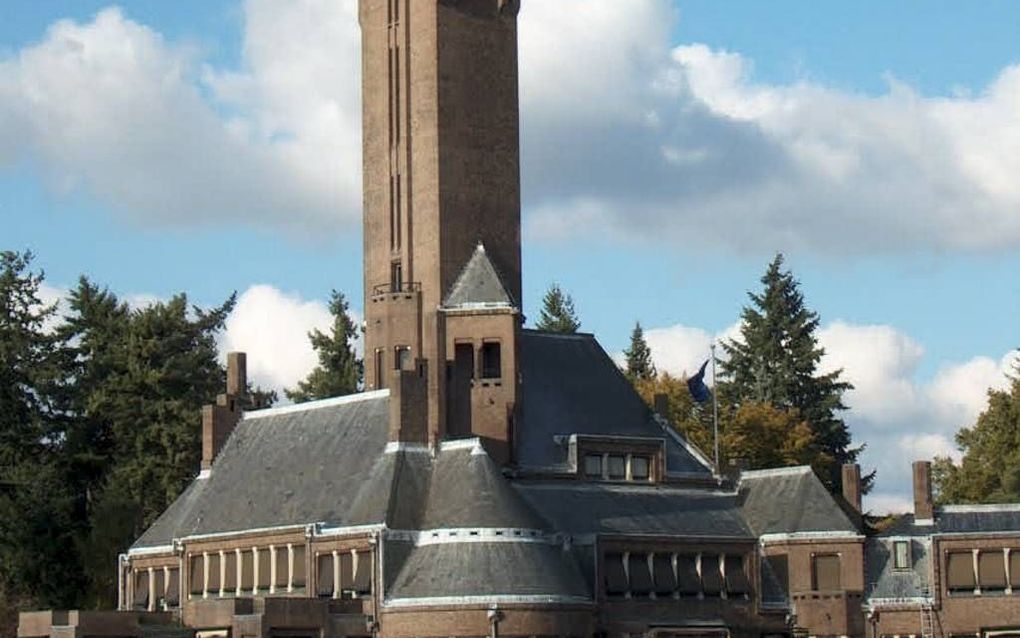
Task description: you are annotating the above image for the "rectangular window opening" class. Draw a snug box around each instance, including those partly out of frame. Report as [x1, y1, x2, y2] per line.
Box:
[812, 554, 841, 592]
[374, 348, 385, 389]
[395, 346, 412, 371]
[947, 551, 977, 594]
[607, 455, 626, 480]
[631, 456, 650, 481]
[481, 342, 502, 379]
[893, 540, 911, 570]
[583, 454, 603, 478]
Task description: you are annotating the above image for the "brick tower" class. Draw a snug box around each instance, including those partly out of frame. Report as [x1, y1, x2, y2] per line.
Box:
[360, 0, 522, 463]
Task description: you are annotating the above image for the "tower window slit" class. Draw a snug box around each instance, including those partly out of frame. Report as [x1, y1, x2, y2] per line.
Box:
[481, 342, 501, 379]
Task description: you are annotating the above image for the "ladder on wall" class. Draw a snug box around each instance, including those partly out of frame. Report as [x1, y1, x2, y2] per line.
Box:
[919, 586, 935, 638]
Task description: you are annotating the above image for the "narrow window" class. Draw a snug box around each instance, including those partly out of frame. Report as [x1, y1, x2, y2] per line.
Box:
[701, 554, 723, 596]
[812, 554, 841, 591]
[583, 454, 603, 478]
[240, 550, 254, 591]
[188, 556, 203, 595]
[480, 342, 502, 379]
[631, 456, 650, 481]
[206, 553, 221, 593]
[893, 540, 911, 570]
[257, 548, 272, 591]
[978, 551, 1007, 592]
[628, 553, 653, 596]
[395, 346, 411, 371]
[604, 552, 627, 597]
[946, 551, 976, 594]
[134, 570, 150, 610]
[374, 348, 385, 389]
[607, 455, 626, 480]
[1011, 550, 1020, 590]
[292, 546, 307, 588]
[166, 568, 180, 606]
[316, 554, 333, 598]
[390, 262, 403, 292]
[653, 554, 676, 596]
[724, 555, 751, 596]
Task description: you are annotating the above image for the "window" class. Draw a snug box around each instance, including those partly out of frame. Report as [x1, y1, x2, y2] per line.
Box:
[189, 556, 203, 595]
[390, 262, 403, 291]
[395, 346, 411, 371]
[1011, 550, 1020, 589]
[374, 348, 385, 389]
[893, 540, 911, 570]
[676, 554, 700, 596]
[947, 551, 976, 593]
[978, 551, 1007, 592]
[481, 342, 502, 379]
[724, 555, 751, 596]
[166, 568, 180, 606]
[631, 456, 650, 481]
[206, 553, 221, 592]
[607, 455, 627, 480]
[135, 570, 150, 609]
[812, 554, 841, 591]
[316, 553, 334, 598]
[292, 546, 307, 588]
[604, 552, 627, 597]
[653, 554, 676, 596]
[223, 552, 237, 592]
[701, 554, 723, 596]
[240, 550, 254, 590]
[583, 454, 603, 478]
[257, 548, 272, 590]
[628, 553, 653, 596]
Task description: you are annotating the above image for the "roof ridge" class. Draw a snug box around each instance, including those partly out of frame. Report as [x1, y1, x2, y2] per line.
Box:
[940, 503, 1020, 513]
[243, 389, 390, 420]
[740, 465, 813, 480]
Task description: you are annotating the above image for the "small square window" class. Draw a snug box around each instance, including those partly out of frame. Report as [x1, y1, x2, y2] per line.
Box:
[583, 454, 603, 478]
[893, 541, 910, 570]
[607, 455, 626, 480]
[631, 456, 650, 481]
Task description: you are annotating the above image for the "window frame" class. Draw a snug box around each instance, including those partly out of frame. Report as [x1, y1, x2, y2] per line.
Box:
[892, 539, 911, 571]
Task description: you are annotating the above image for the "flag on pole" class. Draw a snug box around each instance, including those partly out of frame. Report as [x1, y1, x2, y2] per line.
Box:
[687, 359, 711, 403]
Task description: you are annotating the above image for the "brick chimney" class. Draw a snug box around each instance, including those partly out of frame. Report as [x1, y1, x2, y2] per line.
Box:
[389, 359, 429, 445]
[913, 460, 934, 522]
[653, 393, 669, 421]
[841, 463, 862, 513]
[201, 352, 247, 471]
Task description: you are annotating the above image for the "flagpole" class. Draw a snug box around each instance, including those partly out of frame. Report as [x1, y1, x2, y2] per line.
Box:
[711, 341, 720, 474]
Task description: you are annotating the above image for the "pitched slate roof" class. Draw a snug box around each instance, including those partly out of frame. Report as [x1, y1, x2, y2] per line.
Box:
[865, 536, 931, 601]
[738, 466, 859, 536]
[513, 482, 752, 538]
[133, 392, 393, 549]
[443, 243, 515, 309]
[517, 330, 713, 476]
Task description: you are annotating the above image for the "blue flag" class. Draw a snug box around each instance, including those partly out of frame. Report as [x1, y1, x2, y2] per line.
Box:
[687, 359, 711, 403]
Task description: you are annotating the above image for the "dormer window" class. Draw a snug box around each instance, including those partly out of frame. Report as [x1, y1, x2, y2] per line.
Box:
[572, 436, 664, 483]
[893, 540, 910, 570]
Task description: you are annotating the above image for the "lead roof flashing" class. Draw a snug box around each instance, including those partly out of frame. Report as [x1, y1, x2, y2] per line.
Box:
[242, 389, 390, 420]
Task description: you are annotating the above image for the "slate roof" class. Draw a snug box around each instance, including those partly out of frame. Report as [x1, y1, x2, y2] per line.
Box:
[513, 482, 752, 539]
[517, 330, 713, 476]
[738, 466, 859, 536]
[866, 504, 1020, 602]
[133, 392, 393, 549]
[385, 541, 592, 604]
[442, 243, 515, 309]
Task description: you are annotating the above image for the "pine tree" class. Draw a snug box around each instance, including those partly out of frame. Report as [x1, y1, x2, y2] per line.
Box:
[286, 290, 362, 403]
[720, 254, 858, 491]
[535, 283, 581, 333]
[624, 321, 656, 381]
[0, 252, 83, 630]
[933, 375, 1020, 504]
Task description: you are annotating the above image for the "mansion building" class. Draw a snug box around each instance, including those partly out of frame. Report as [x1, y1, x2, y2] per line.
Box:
[20, 1, 1020, 637]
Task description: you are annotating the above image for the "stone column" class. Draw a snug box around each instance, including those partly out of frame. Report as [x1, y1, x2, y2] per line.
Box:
[202, 552, 210, 599]
[148, 567, 156, 612]
[332, 550, 340, 599]
[269, 544, 277, 595]
[252, 547, 259, 596]
[235, 548, 243, 597]
[219, 550, 226, 597]
[287, 544, 295, 593]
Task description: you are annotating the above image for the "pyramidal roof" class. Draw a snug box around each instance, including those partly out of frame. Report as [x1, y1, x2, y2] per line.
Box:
[443, 243, 515, 309]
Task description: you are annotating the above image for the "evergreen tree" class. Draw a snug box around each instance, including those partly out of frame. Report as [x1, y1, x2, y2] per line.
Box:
[535, 283, 581, 333]
[286, 290, 362, 403]
[720, 254, 858, 491]
[933, 373, 1020, 504]
[0, 252, 82, 633]
[624, 322, 656, 382]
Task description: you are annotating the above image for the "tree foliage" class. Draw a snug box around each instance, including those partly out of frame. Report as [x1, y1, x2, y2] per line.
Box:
[933, 373, 1020, 504]
[624, 322, 656, 382]
[720, 254, 859, 491]
[535, 283, 581, 333]
[286, 290, 362, 403]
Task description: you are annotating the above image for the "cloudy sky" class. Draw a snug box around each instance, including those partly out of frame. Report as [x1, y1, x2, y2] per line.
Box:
[4, 0, 1019, 513]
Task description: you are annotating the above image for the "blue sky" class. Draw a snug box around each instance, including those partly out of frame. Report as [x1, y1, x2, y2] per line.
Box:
[3, 0, 1018, 510]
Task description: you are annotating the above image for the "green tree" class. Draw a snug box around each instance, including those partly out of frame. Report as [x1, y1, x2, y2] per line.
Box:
[286, 290, 363, 403]
[535, 283, 581, 333]
[720, 254, 858, 491]
[0, 252, 82, 634]
[933, 373, 1020, 504]
[624, 322, 656, 382]
[634, 372, 713, 454]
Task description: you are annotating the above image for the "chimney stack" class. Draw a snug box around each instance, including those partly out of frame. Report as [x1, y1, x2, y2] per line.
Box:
[653, 393, 669, 420]
[913, 460, 934, 522]
[841, 463, 862, 514]
[201, 352, 248, 471]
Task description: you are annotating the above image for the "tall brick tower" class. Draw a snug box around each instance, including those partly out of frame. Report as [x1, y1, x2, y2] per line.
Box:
[360, 0, 522, 463]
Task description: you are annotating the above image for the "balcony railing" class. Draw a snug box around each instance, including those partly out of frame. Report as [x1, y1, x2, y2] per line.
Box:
[371, 281, 421, 296]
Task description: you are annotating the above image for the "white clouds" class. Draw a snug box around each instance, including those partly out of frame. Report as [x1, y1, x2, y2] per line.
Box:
[0, 4, 360, 231]
[641, 322, 741, 382]
[518, 0, 1020, 253]
[219, 285, 333, 395]
[4, 1, 1020, 252]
